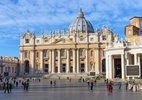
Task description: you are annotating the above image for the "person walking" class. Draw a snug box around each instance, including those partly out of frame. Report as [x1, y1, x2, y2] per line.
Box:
[94, 80, 97, 86]
[110, 81, 113, 93]
[107, 83, 111, 93]
[50, 80, 52, 86]
[16, 81, 18, 87]
[54, 80, 56, 87]
[87, 80, 90, 87]
[25, 81, 29, 91]
[125, 82, 128, 90]
[9, 82, 12, 93]
[118, 82, 121, 89]
[90, 80, 94, 91]
[4, 81, 10, 93]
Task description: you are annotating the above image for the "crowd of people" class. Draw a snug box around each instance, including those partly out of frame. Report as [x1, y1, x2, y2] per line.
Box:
[0, 77, 30, 93]
[0, 76, 142, 94]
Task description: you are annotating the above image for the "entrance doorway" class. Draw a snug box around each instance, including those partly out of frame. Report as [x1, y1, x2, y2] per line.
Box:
[102, 59, 106, 73]
[81, 64, 84, 72]
[62, 64, 66, 72]
[114, 59, 121, 78]
[24, 60, 29, 74]
[44, 64, 48, 73]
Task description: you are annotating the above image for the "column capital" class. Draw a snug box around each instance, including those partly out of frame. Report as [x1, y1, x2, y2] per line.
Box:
[39, 49, 43, 51]
[20, 50, 24, 52]
[85, 48, 89, 50]
[66, 48, 70, 50]
[30, 50, 34, 52]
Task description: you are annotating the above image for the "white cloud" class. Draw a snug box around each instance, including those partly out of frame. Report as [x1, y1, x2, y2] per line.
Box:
[0, 0, 141, 44]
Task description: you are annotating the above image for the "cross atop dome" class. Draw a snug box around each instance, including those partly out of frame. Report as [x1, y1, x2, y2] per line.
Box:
[78, 8, 84, 18]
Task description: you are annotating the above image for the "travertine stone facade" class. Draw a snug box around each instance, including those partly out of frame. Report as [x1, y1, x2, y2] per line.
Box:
[0, 56, 19, 76]
[19, 9, 119, 76]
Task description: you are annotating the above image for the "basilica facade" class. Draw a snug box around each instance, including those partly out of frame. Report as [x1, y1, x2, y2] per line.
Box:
[19, 9, 119, 76]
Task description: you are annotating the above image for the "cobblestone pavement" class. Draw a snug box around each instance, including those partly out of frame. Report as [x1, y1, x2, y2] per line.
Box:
[0, 79, 142, 100]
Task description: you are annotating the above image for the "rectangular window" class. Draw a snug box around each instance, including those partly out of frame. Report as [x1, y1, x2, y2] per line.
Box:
[70, 51, 73, 56]
[90, 38, 94, 41]
[56, 52, 58, 57]
[102, 36, 106, 40]
[25, 39, 29, 43]
[61, 50, 65, 56]
[37, 40, 39, 43]
[44, 51, 48, 57]
[44, 39, 48, 42]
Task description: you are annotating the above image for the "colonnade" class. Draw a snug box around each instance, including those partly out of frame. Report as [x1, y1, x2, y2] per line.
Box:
[106, 53, 141, 79]
[38, 49, 90, 74]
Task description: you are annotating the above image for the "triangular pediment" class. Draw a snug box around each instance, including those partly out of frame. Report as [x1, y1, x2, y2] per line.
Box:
[52, 38, 75, 44]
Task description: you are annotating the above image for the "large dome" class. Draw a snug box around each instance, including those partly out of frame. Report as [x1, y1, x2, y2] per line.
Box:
[69, 8, 94, 34]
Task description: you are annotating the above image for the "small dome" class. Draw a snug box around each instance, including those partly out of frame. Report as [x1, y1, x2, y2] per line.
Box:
[69, 8, 94, 34]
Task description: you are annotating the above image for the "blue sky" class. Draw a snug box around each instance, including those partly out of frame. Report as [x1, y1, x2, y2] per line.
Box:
[0, 0, 142, 57]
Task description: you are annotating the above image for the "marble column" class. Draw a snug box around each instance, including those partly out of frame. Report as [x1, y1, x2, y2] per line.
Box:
[106, 54, 109, 79]
[121, 54, 125, 79]
[58, 49, 61, 73]
[40, 50, 43, 73]
[77, 49, 80, 73]
[20, 50, 24, 75]
[51, 49, 55, 73]
[31, 50, 35, 75]
[66, 49, 70, 73]
[49, 50, 52, 73]
[73, 49, 76, 73]
[134, 53, 138, 65]
[85, 49, 88, 73]
[138, 55, 141, 77]
[108, 55, 112, 79]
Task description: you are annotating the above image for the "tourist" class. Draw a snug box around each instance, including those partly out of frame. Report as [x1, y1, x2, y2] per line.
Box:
[50, 80, 52, 86]
[130, 82, 135, 91]
[107, 83, 111, 93]
[90, 80, 94, 91]
[54, 80, 56, 87]
[87, 80, 90, 87]
[83, 78, 85, 83]
[128, 81, 131, 90]
[110, 81, 113, 92]
[9, 82, 12, 93]
[4, 81, 10, 93]
[25, 81, 29, 91]
[133, 83, 137, 92]
[16, 81, 18, 87]
[94, 80, 97, 86]
[69, 77, 71, 82]
[125, 82, 128, 90]
[118, 82, 121, 89]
